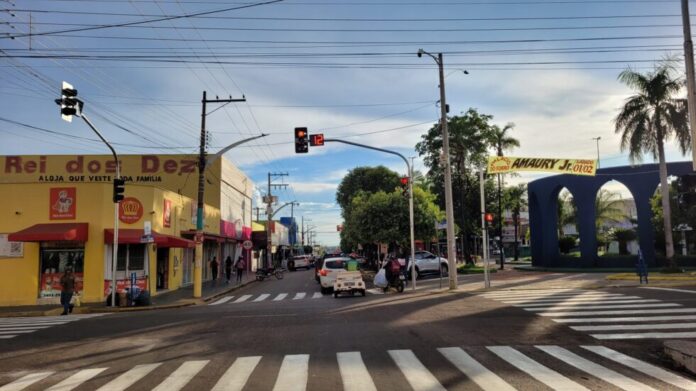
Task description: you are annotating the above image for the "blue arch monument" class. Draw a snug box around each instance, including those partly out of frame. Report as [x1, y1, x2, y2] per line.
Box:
[528, 161, 694, 268]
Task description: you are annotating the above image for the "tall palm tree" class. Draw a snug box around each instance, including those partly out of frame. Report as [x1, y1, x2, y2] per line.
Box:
[615, 62, 691, 266]
[594, 189, 627, 232]
[504, 184, 527, 260]
[489, 123, 520, 269]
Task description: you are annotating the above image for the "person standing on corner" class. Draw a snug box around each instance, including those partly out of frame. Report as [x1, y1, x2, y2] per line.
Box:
[60, 268, 76, 315]
[210, 256, 218, 285]
[224, 255, 233, 284]
[235, 255, 246, 285]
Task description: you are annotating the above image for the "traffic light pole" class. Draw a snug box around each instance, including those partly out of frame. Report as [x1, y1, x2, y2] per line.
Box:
[80, 113, 121, 307]
[324, 138, 417, 291]
[479, 169, 490, 289]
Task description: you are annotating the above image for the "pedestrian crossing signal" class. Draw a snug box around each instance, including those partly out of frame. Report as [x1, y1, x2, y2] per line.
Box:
[309, 134, 324, 146]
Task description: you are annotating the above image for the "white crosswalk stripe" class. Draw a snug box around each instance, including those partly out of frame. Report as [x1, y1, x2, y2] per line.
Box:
[273, 293, 288, 301]
[2, 345, 693, 390]
[232, 295, 252, 304]
[292, 293, 306, 300]
[209, 296, 234, 305]
[480, 289, 696, 340]
[0, 314, 106, 340]
[209, 292, 332, 305]
[312, 292, 323, 299]
[253, 294, 270, 302]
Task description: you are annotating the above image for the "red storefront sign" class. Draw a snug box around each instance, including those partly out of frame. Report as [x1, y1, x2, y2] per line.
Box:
[49, 187, 76, 220]
[163, 199, 172, 228]
[40, 272, 84, 298]
[103, 277, 148, 295]
[119, 197, 143, 224]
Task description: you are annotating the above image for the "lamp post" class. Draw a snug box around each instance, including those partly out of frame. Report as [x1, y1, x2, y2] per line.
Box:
[592, 137, 601, 168]
[418, 49, 458, 290]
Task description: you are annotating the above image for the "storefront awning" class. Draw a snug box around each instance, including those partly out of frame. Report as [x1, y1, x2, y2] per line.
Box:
[104, 229, 195, 248]
[8, 223, 89, 242]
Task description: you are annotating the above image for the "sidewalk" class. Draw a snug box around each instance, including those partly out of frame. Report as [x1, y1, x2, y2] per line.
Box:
[0, 271, 257, 318]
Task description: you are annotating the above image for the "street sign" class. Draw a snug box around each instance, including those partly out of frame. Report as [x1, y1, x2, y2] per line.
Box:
[144, 221, 152, 237]
[242, 240, 253, 250]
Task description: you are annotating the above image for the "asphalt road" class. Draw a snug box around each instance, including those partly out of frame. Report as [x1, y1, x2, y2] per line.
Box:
[1, 270, 696, 390]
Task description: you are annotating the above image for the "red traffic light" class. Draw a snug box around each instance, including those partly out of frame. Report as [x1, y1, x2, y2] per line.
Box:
[309, 133, 324, 146]
[400, 177, 409, 185]
[485, 213, 494, 223]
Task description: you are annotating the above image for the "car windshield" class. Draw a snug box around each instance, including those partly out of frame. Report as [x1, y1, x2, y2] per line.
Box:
[325, 259, 349, 269]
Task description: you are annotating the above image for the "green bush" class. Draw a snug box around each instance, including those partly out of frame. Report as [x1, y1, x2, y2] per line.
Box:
[559, 236, 577, 254]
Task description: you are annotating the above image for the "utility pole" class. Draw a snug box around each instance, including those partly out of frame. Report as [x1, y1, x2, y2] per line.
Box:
[253, 207, 263, 222]
[265, 172, 288, 269]
[681, 0, 696, 171]
[592, 137, 602, 168]
[194, 91, 246, 298]
[289, 202, 299, 256]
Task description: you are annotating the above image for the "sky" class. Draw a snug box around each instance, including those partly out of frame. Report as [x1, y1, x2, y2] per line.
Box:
[0, 0, 694, 246]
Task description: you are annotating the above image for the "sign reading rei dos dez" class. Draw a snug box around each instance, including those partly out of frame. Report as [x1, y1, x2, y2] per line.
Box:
[488, 156, 597, 176]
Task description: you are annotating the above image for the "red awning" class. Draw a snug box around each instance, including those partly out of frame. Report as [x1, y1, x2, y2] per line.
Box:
[8, 223, 89, 242]
[104, 229, 195, 248]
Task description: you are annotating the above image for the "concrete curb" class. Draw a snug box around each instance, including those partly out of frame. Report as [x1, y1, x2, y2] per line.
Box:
[664, 340, 696, 375]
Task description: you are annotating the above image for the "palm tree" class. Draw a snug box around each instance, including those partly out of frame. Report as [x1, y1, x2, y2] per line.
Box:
[615, 61, 691, 267]
[557, 190, 576, 237]
[504, 184, 527, 260]
[594, 189, 627, 232]
[489, 123, 520, 269]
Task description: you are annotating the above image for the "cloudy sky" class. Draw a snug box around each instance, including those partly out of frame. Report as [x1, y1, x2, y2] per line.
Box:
[0, 0, 693, 245]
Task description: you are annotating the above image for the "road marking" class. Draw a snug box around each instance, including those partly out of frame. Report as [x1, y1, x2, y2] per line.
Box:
[337, 352, 377, 391]
[253, 294, 270, 302]
[0, 335, 15, 339]
[152, 360, 209, 391]
[482, 291, 618, 298]
[209, 296, 234, 306]
[555, 315, 696, 323]
[526, 303, 680, 311]
[0, 320, 71, 325]
[312, 292, 323, 299]
[438, 347, 515, 391]
[512, 298, 656, 306]
[0, 330, 38, 335]
[536, 346, 657, 391]
[591, 331, 696, 340]
[487, 346, 589, 391]
[582, 345, 696, 390]
[95, 363, 161, 391]
[233, 295, 253, 304]
[211, 356, 262, 391]
[366, 288, 384, 295]
[572, 322, 696, 331]
[273, 354, 309, 391]
[388, 349, 446, 391]
[539, 308, 696, 317]
[0, 325, 53, 330]
[273, 293, 288, 301]
[46, 368, 108, 391]
[0, 372, 54, 391]
[484, 293, 625, 301]
[642, 287, 696, 294]
[293, 293, 306, 300]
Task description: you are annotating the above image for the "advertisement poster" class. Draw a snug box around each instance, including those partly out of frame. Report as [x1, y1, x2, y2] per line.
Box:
[50, 187, 77, 220]
[103, 277, 148, 296]
[488, 156, 597, 176]
[0, 234, 23, 258]
[119, 197, 144, 224]
[163, 199, 172, 228]
[40, 272, 84, 298]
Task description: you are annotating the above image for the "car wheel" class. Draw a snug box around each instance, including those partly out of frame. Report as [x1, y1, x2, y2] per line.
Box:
[441, 264, 448, 276]
[415, 267, 421, 280]
[288, 261, 295, 271]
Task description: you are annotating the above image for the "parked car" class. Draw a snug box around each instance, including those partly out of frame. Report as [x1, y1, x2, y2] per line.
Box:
[333, 270, 366, 297]
[287, 255, 312, 271]
[406, 251, 449, 279]
[318, 257, 351, 294]
[315, 255, 325, 283]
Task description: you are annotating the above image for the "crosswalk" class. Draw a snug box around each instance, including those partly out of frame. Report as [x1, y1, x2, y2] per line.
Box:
[480, 288, 696, 340]
[209, 291, 350, 305]
[1, 345, 694, 390]
[0, 314, 106, 340]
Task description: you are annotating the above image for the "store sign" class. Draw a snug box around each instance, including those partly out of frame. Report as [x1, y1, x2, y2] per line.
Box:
[49, 187, 76, 220]
[488, 156, 597, 176]
[41, 272, 84, 298]
[163, 199, 172, 228]
[119, 197, 144, 224]
[103, 276, 148, 295]
[0, 234, 23, 258]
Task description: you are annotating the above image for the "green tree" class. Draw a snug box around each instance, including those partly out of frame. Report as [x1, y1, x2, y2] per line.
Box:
[611, 228, 637, 255]
[594, 189, 627, 233]
[557, 190, 576, 237]
[503, 184, 527, 261]
[336, 166, 401, 214]
[615, 61, 691, 266]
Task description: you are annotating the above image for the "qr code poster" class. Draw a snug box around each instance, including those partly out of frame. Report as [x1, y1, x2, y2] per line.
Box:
[0, 234, 23, 258]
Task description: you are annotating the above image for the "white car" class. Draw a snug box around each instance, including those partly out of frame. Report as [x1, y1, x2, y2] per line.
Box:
[406, 251, 449, 279]
[319, 257, 351, 294]
[287, 255, 312, 271]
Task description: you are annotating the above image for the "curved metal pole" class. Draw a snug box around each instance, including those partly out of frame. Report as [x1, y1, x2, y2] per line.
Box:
[271, 201, 296, 219]
[207, 133, 268, 167]
[324, 138, 417, 291]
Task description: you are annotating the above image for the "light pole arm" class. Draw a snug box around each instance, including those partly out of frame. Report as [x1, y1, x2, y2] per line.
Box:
[324, 139, 409, 168]
[270, 201, 296, 219]
[81, 114, 119, 173]
[206, 133, 268, 167]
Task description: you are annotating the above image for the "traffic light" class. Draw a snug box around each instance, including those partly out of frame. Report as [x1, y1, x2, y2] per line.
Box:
[113, 178, 125, 203]
[294, 127, 309, 153]
[485, 213, 494, 224]
[54, 81, 82, 122]
[309, 133, 324, 146]
[400, 177, 409, 197]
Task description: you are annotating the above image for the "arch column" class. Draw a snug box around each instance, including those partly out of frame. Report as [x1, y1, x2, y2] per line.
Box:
[574, 193, 597, 266]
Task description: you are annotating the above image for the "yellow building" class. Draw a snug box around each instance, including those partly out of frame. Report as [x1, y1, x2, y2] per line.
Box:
[0, 154, 253, 306]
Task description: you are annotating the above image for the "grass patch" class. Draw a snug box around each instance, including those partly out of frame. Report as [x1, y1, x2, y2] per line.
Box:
[606, 271, 696, 281]
[457, 264, 497, 274]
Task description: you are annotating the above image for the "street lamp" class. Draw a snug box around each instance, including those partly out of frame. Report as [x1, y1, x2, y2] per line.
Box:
[592, 137, 601, 169]
[418, 49, 458, 290]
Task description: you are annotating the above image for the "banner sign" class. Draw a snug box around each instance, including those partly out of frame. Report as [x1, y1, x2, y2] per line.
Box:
[50, 187, 76, 220]
[488, 156, 597, 176]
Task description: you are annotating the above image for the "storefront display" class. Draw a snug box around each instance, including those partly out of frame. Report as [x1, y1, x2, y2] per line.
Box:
[39, 244, 84, 298]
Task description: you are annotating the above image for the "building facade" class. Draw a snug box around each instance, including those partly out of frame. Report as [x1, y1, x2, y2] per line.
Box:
[0, 154, 253, 306]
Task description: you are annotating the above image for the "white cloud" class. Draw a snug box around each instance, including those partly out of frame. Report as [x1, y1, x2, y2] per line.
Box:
[287, 181, 339, 194]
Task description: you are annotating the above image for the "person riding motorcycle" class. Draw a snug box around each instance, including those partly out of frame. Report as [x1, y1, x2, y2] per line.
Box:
[384, 256, 402, 286]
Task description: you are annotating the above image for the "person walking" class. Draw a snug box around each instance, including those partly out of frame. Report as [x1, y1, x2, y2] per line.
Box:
[224, 255, 233, 284]
[210, 256, 218, 285]
[235, 256, 246, 285]
[60, 268, 76, 315]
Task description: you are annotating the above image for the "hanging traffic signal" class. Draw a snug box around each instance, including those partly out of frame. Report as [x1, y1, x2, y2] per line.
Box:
[113, 178, 125, 203]
[400, 177, 410, 197]
[309, 133, 324, 146]
[54, 81, 82, 122]
[485, 213, 494, 224]
[295, 127, 309, 153]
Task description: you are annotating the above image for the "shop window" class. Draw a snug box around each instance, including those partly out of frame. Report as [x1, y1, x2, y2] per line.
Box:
[116, 244, 146, 271]
[39, 243, 85, 298]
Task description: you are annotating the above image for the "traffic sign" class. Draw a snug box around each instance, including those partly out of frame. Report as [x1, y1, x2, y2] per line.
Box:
[242, 240, 253, 250]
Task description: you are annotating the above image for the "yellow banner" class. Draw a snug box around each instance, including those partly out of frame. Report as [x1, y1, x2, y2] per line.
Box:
[488, 156, 597, 176]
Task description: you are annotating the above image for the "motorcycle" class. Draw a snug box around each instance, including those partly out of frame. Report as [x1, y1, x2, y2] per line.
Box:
[383, 271, 406, 293]
[256, 267, 284, 281]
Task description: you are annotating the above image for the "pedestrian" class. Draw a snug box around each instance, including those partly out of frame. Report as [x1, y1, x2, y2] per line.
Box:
[225, 255, 233, 284]
[60, 268, 76, 315]
[210, 256, 218, 285]
[235, 256, 246, 284]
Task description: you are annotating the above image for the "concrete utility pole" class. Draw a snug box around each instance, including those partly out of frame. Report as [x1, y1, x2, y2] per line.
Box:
[194, 91, 246, 298]
[253, 207, 263, 222]
[289, 202, 299, 256]
[480, 169, 490, 289]
[265, 172, 288, 269]
[418, 49, 458, 290]
[681, 0, 696, 171]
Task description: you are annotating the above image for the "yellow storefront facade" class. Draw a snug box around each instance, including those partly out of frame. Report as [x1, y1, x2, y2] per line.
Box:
[0, 154, 254, 306]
